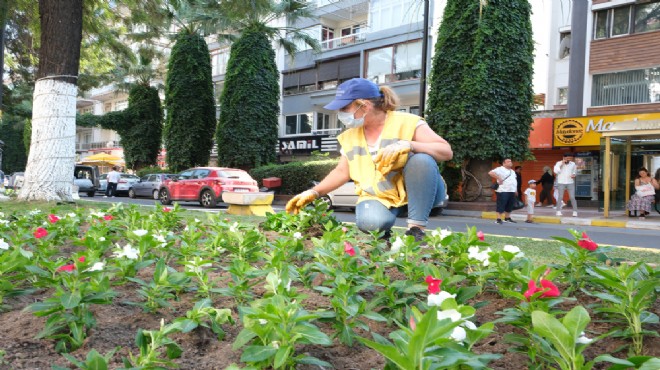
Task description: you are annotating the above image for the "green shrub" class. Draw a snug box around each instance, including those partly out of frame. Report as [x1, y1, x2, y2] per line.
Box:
[440, 164, 462, 201]
[249, 160, 339, 194]
[136, 166, 172, 178]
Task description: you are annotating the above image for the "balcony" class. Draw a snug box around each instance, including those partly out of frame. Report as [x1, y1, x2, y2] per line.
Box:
[321, 32, 367, 50]
[76, 141, 122, 151]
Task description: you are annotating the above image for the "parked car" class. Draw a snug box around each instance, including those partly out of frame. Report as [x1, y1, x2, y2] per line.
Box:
[73, 165, 100, 197]
[7, 172, 25, 190]
[129, 173, 176, 199]
[159, 167, 259, 208]
[98, 173, 140, 196]
[317, 177, 449, 213]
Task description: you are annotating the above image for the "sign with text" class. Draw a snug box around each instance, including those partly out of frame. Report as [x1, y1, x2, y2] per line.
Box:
[553, 112, 660, 147]
[278, 135, 338, 154]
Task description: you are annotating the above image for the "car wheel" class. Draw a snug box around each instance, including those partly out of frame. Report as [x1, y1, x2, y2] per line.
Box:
[153, 190, 159, 200]
[128, 189, 136, 198]
[87, 191, 95, 197]
[320, 195, 334, 209]
[200, 190, 217, 208]
[159, 189, 172, 205]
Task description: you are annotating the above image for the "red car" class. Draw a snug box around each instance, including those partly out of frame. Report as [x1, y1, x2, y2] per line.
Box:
[159, 167, 259, 208]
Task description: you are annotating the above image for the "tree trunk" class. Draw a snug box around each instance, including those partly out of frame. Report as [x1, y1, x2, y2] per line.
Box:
[468, 158, 496, 201]
[19, 0, 83, 202]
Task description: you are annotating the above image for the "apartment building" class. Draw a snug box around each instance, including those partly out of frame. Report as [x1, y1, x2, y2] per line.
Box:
[541, 0, 660, 211]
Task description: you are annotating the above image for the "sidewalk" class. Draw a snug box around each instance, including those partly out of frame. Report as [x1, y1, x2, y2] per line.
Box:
[443, 202, 660, 231]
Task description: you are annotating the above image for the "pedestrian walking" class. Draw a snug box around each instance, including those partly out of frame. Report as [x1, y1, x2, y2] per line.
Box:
[104, 166, 121, 198]
[524, 180, 537, 223]
[553, 153, 578, 217]
[536, 166, 554, 207]
[488, 158, 517, 224]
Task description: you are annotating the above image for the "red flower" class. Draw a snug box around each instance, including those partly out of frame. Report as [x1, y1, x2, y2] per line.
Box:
[48, 214, 60, 223]
[577, 232, 598, 251]
[57, 264, 75, 272]
[163, 207, 171, 213]
[34, 227, 48, 239]
[425, 275, 442, 294]
[524, 279, 561, 301]
[477, 231, 485, 241]
[344, 241, 355, 256]
[103, 215, 113, 221]
[78, 256, 85, 263]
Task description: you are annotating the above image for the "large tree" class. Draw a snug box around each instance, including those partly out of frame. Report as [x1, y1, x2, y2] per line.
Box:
[427, 0, 534, 192]
[18, 0, 84, 201]
[214, 0, 318, 170]
[163, 30, 216, 172]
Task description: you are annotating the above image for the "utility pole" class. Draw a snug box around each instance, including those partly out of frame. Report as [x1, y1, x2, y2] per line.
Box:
[419, 0, 430, 117]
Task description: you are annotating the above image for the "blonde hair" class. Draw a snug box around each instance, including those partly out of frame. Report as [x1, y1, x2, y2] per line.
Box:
[543, 166, 551, 173]
[364, 85, 399, 112]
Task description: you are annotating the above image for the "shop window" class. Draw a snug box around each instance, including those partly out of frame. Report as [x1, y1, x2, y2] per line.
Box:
[591, 67, 660, 107]
[366, 40, 422, 84]
[559, 31, 571, 59]
[284, 113, 313, 135]
[557, 87, 568, 105]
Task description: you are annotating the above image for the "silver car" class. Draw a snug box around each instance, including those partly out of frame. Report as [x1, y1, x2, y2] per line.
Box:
[129, 174, 176, 200]
[98, 173, 140, 196]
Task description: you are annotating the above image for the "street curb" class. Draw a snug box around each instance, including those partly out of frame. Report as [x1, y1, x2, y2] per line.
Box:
[476, 211, 660, 230]
[591, 220, 627, 228]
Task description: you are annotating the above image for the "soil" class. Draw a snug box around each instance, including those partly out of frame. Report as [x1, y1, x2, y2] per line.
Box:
[0, 232, 658, 370]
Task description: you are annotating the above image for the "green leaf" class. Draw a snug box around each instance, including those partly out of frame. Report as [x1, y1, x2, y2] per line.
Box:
[358, 337, 412, 370]
[240, 345, 278, 363]
[562, 306, 590, 342]
[295, 355, 333, 368]
[232, 328, 257, 350]
[291, 323, 332, 345]
[166, 342, 183, 359]
[639, 358, 660, 370]
[531, 310, 574, 362]
[273, 345, 292, 369]
[60, 292, 82, 310]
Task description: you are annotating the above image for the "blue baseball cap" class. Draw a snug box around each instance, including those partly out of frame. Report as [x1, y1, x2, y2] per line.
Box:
[323, 78, 382, 110]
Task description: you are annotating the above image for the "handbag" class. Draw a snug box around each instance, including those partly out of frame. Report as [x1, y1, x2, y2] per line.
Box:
[512, 199, 525, 211]
[636, 183, 656, 197]
[490, 171, 512, 191]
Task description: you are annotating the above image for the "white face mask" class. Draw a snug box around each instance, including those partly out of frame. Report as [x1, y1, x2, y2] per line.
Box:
[337, 105, 365, 129]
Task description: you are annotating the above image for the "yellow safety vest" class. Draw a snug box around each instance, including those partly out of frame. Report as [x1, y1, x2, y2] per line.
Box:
[337, 111, 420, 208]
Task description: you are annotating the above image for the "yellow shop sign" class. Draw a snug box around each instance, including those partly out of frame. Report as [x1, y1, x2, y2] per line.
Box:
[553, 113, 660, 146]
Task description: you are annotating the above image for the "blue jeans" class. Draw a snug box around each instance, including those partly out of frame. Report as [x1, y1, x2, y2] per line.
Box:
[355, 153, 445, 233]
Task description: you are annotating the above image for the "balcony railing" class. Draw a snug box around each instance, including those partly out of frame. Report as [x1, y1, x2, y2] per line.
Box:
[321, 32, 367, 50]
[76, 141, 122, 151]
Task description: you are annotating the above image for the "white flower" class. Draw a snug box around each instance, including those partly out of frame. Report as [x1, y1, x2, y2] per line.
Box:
[463, 320, 477, 330]
[0, 212, 4, 218]
[293, 232, 303, 240]
[90, 211, 105, 218]
[450, 326, 467, 342]
[437, 309, 462, 322]
[0, 238, 9, 250]
[67, 213, 77, 218]
[29, 209, 42, 215]
[99, 237, 106, 242]
[133, 229, 148, 237]
[85, 262, 105, 272]
[114, 244, 140, 260]
[576, 332, 593, 344]
[229, 222, 239, 233]
[0, 219, 9, 226]
[427, 291, 456, 307]
[258, 319, 268, 325]
[155, 234, 167, 247]
[194, 218, 200, 223]
[468, 246, 491, 266]
[503, 244, 525, 258]
[391, 237, 404, 253]
[431, 229, 452, 240]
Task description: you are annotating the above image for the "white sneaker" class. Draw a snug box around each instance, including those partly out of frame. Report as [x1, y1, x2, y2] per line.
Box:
[103, 195, 108, 198]
[572, 211, 578, 217]
[552, 206, 557, 209]
[556, 211, 562, 216]
[546, 204, 554, 208]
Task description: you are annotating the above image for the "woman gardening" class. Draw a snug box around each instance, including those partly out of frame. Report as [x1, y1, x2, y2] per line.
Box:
[285, 78, 453, 241]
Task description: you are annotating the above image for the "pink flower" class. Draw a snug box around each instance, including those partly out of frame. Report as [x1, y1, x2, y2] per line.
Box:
[477, 231, 485, 241]
[163, 207, 171, 213]
[409, 315, 417, 331]
[344, 241, 355, 256]
[577, 232, 598, 251]
[103, 215, 113, 221]
[425, 275, 442, 294]
[48, 214, 60, 223]
[342, 226, 348, 233]
[78, 256, 85, 263]
[524, 279, 561, 301]
[34, 227, 48, 239]
[57, 264, 75, 272]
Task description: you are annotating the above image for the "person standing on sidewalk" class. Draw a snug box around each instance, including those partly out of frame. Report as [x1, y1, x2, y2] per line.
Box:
[104, 166, 121, 198]
[514, 166, 523, 202]
[554, 153, 578, 217]
[524, 180, 537, 223]
[488, 158, 517, 224]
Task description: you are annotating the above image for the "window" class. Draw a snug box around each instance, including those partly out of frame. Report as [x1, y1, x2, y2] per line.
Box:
[211, 50, 230, 76]
[285, 113, 313, 135]
[591, 67, 660, 106]
[635, 1, 660, 33]
[559, 31, 571, 59]
[594, 1, 660, 39]
[557, 87, 569, 105]
[178, 170, 194, 180]
[370, 0, 423, 33]
[115, 100, 128, 111]
[366, 40, 422, 84]
[316, 112, 337, 133]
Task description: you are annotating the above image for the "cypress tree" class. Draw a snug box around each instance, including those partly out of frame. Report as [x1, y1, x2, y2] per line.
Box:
[216, 26, 279, 170]
[427, 0, 534, 163]
[123, 84, 162, 170]
[164, 31, 216, 172]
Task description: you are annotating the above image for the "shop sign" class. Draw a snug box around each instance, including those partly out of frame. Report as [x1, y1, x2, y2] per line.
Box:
[278, 135, 336, 154]
[553, 113, 660, 147]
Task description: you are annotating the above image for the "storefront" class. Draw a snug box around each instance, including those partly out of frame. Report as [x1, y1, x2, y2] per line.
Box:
[553, 113, 660, 216]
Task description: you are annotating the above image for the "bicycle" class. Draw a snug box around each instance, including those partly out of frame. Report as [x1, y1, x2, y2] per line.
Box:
[459, 165, 483, 202]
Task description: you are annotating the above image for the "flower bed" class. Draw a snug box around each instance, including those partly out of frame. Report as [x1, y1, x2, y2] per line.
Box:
[0, 202, 658, 369]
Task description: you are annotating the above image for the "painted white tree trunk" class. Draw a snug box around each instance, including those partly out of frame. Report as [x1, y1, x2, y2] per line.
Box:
[18, 79, 77, 202]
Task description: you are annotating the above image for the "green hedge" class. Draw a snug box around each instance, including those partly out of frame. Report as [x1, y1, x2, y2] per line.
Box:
[249, 159, 339, 194]
[135, 166, 172, 178]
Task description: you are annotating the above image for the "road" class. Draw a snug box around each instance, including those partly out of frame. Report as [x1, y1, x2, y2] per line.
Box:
[81, 195, 660, 250]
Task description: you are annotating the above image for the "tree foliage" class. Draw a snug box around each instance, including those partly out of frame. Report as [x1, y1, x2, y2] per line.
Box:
[163, 30, 216, 172]
[426, 0, 534, 163]
[216, 26, 280, 169]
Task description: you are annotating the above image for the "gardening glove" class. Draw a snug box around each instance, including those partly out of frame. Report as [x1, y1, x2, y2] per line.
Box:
[285, 189, 319, 215]
[375, 141, 412, 174]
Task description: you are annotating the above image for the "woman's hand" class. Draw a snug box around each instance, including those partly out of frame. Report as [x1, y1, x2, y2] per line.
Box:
[285, 189, 319, 214]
